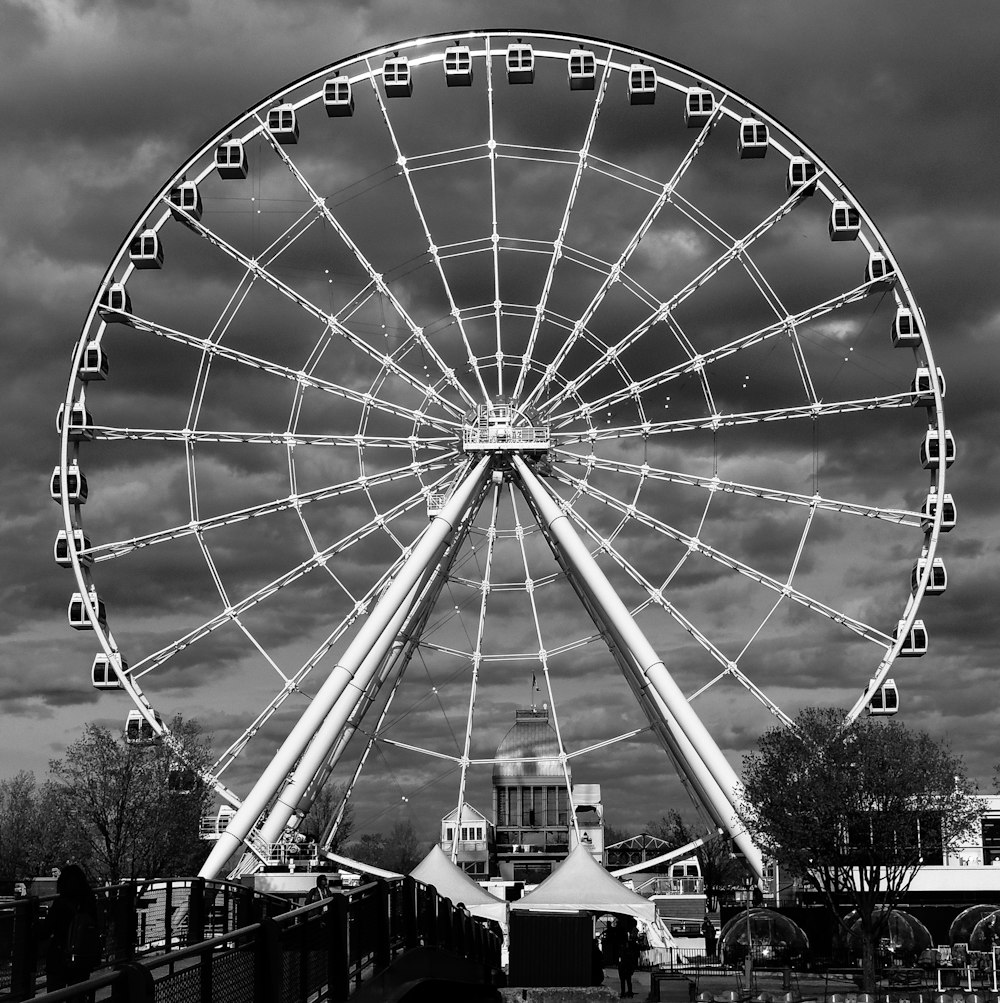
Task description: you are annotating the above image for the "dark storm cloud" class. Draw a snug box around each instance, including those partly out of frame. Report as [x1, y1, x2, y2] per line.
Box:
[2, 2, 997, 850]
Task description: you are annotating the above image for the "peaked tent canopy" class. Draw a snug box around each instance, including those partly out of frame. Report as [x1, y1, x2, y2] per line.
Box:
[410, 845, 507, 925]
[509, 844, 655, 924]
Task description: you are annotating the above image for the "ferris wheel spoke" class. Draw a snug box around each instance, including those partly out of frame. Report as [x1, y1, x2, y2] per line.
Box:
[536, 172, 827, 418]
[129, 484, 435, 680]
[512, 47, 614, 402]
[359, 62, 492, 405]
[90, 424, 458, 449]
[552, 466, 892, 647]
[88, 457, 456, 562]
[521, 97, 726, 409]
[551, 450, 922, 527]
[120, 309, 461, 428]
[163, 197, 469, 420]
[256, 112, 480, 411]
[550, 279, 885, 425]
[553, 392, 914, 445]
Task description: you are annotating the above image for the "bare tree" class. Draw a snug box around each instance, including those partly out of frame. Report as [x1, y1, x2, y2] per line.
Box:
[740, 707, 981, 991]
[297, 781, 355, 853]
[0, 771, 43, 882]
[47, 716, 213, 883]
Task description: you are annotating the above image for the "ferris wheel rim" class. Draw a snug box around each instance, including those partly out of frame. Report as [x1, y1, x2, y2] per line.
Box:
[58, 28, 949, 823]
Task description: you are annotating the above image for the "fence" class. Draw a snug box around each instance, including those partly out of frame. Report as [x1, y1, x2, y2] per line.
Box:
[2, 875, 501, 1003]
[1, 877, 289, 1001]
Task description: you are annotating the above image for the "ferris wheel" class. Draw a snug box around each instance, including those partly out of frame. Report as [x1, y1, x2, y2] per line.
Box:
[55, 30, 952, 879]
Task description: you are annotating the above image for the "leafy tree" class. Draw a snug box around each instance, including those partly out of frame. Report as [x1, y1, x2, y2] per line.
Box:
[647, 809, 746, 910]
[344, 820, 423, 874]
[298, 781, 355, 854]
[48, 715, 213, 883]
[740, 707, 981, 991]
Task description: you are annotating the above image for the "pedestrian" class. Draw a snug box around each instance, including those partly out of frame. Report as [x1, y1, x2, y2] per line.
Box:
[43, 863, 100, 997]
[618, 916, 640, 998]
[702, 916, 717, 960]
[306, 873, 330, 904]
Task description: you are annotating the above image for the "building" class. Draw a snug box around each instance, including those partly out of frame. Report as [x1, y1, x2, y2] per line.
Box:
[439, 802, 493, 876]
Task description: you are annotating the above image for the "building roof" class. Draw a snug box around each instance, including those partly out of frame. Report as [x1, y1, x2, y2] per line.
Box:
[492, 707, 569, 782]
[440, 802, 490, 825]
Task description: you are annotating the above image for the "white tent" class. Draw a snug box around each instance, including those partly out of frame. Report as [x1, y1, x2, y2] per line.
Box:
[509, 844, 656, 924]
[409, 845, 508, 926]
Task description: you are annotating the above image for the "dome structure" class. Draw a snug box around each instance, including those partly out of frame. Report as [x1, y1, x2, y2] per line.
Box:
[492, 707, 567, 783]
[846, 908, 932, 965]
[719, 908, 809, 968]
[969, 909, 1000, 952]
[949, 903, 1000, 945]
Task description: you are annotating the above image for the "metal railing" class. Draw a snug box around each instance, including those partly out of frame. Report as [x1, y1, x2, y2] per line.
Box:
[5, 876, 501, 1003]
[0, 876, 289, 1001]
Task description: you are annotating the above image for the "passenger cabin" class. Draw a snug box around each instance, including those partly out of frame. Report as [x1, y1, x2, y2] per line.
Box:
[91, 653, 124, 690]
[50, 462, 88, 505]
[568, 49, 596, 90]
[867, 678, 899, 716]
[54, 529, 91, 568]
[68, 588, 107, 631]
[56, 401, 94, 442]
[920, 491, 956, 533]
[911, 366, 946, 405]
[786, 156, 817, 196]
[738, 118, 768, 159]
[506, 42, 534, 84]
[128, 229, 163, 269]
[266, 104, 299, 143]
[684, 87, 715, 127]
[98, 282, 132, 323]
[911, 556, 948, 595]
[627, 63, 656, 104]
[125, 708, 163, 745]
[920, 427, 956, 469]
[79, 341, 109, 381]
[895, 619, 928, 657]
[323, 76, 354, 116]
[892, 307, 922, 348]
[829, 201, 860, 241]
[444, 45, 473, 86]
[865, 252, 895, 289]
[383, 56, 412, 97]
[168, 181, 203, 224]
[215, 139, 248, 179]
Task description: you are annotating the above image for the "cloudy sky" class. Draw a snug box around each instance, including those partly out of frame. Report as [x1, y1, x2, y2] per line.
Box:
[3, 0, 999, 852]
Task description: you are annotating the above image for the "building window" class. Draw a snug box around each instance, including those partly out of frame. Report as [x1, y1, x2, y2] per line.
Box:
[982, 817, 1000, 864]
[445, 826, 453, 840]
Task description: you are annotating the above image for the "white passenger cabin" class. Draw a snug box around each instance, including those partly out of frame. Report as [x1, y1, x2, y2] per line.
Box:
[50, 461, 88, 505]
[215, 139, 248, 179]
[568, 49, 596, 90]
[506, 42, 534, 84]
[867, 678, 899, 716]
[266, 104, 299, 143]
[444, 45, 473, 86]
[627, 63, 656, 104]
[129, 229, 163, 269]
[738, 118, 768, 159]
[323, 76, 354, 116]
[383, 56, 412, 97]
[92, 653, 125, 690]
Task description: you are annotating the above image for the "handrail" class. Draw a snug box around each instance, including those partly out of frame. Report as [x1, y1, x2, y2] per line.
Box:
[2, 875, 502, 1003]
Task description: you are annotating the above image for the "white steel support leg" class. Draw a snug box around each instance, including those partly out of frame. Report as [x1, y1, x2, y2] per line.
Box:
[258, 577, 425, 843]
[260, 510, 469, 844]
[199, 457, 491, 879]
[513, 456, 764, 878]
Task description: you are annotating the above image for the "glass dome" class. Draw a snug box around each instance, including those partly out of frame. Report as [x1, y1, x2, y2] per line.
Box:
[949, 904, 1000, 945]
[719, 909, 809, 968]
[969, 909, 1000, 952]
[846, 908, 932, 965]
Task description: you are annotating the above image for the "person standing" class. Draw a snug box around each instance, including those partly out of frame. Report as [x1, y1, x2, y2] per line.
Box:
[43, 863, 100, 996]
[306, 873, 331, 904]
[617, 917, 640, 998]
[702, 916, 717, 960]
